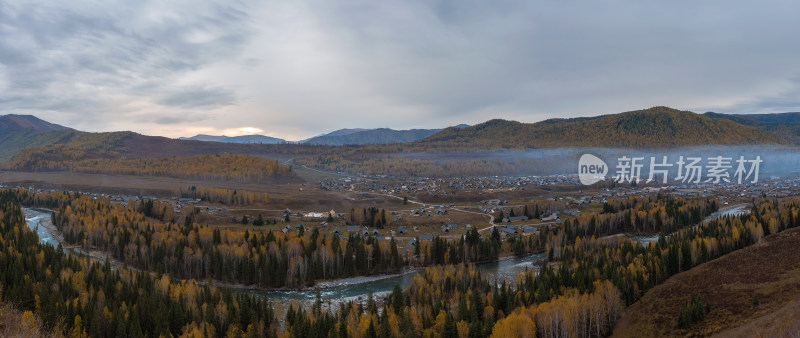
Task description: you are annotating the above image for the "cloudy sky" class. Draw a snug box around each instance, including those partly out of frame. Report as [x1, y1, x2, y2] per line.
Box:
[1, 1, 799, 140]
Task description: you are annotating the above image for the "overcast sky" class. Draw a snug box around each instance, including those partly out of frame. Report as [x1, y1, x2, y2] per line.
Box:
[1, 1, 799, 140]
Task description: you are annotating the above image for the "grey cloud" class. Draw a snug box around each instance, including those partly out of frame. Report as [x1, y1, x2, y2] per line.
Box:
[708, 75, 800, 114]
[0, 0, 252, 124]
[1, 0, 800, 138]
[155, 116, 189, 125]
[154, 113, 211, 125]
[158, 86, 236, 109]
[234, 0, 800, 138]
[299, 1, 800, 119]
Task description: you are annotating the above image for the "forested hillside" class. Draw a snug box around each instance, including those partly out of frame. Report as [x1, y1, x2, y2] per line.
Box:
[179, 134, 287, 144]
[34, 190, 716, 290]
[302, 128, 442, 145]
[0, 114, 72, 159]
[0, 191, 277, 337]
[4, 188, 798, 336]
[294, 107, 790, 177]
[46, 192, 497, 289]
[415, 106, 784, 149]
[2, 131, 133, 168]
[1, 107, 790, 164]
[4, 154, 293, 182]
[0, 107, 793, 179]
[614, 226, 800, 336]
[281, 197, 800, 337]
[705, 111, 800, 145]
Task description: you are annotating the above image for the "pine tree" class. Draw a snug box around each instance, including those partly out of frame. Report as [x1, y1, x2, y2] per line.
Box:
[367, 320, 377, 338]
[443, 312, 457, 338]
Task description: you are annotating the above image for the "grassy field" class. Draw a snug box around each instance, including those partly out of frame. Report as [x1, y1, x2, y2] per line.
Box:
[0, 170, 405, 211]
[612, 227, 800, 337]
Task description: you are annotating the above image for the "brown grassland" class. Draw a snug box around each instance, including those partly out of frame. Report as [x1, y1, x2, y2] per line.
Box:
[612, 226, 800, 337]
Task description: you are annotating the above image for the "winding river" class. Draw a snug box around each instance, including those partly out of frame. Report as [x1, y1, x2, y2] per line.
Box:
[22, 203, 751, 310]
[22, 208, 545, 310]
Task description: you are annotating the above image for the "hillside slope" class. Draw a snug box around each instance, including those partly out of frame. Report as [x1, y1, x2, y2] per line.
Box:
[0, 114, 69, 134]
[305, 128, 369, 139]
[1, 131, 327, 171]
[0, 107, 791, 174]
[705, 111, 800, 145]
[418, 106, 785, 149]
[741, 112, 800, 124]
[0, 114, 73, 159]
[302, 127, 442, 145]
[179, 134, 286, 144]
[612, 227, 800, 337]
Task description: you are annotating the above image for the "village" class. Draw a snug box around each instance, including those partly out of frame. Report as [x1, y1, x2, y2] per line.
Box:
[11, 173, 800, 262]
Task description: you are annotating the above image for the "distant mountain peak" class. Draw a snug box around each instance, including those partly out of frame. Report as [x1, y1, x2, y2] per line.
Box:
[320, 128, 370, 137]
[0, 114, 71, 133]
[704, 111, 800, 144]
[179, 134, 286, 144]
[419, 106, 786, 148]
[301, 127, 445, 145]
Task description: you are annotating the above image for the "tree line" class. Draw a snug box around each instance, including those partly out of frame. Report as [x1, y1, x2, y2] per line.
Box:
[177, 186, 270, 205]
[13, 190, 720, 290]
[7, 153, 291, 183]
[0, 190, 277, 337]
[281, 264, 624, 338]
[280, 196, 800, 337]
[2, 189, 511, 289]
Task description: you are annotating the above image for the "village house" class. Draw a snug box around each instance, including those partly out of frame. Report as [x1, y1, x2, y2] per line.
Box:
[542, 213, 558, 221]
[418, 234, 433, 242]
[522, 227, 539, 236]
[506, 215, 529, 223]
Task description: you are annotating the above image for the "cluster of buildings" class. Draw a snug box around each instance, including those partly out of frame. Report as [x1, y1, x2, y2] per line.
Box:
[317, 175, 583, 197]
[497, 224, 541, 237]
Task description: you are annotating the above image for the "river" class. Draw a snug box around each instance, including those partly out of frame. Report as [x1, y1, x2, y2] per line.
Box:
[596, 203, 751, 248]
[22, 208, 546, 310]
[23, 203, 751, 309]
[703, 203, 749, 222]
[25, 208, 59, 247]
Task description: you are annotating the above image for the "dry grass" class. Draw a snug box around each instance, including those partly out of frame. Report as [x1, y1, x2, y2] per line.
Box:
[0, 170, 405, 211]
[612, 227, 800, 337]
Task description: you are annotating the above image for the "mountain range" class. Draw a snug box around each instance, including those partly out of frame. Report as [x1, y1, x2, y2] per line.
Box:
[414, 106, 785, 149]
[179, 134, 286, 144]
[0, 107, 797, 171]
[179, 124, 471, 146]
[704, 111, 800, 145]
[300, 125, 469, 146]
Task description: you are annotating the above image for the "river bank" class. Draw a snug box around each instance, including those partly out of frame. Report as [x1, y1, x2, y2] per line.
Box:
[17, 207, 543, 328]
[703, 203, 749, 222]
[22, 208, 547, 297]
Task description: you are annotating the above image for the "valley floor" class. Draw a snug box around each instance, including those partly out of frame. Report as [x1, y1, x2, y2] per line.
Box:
[612, 226, 800, 337]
